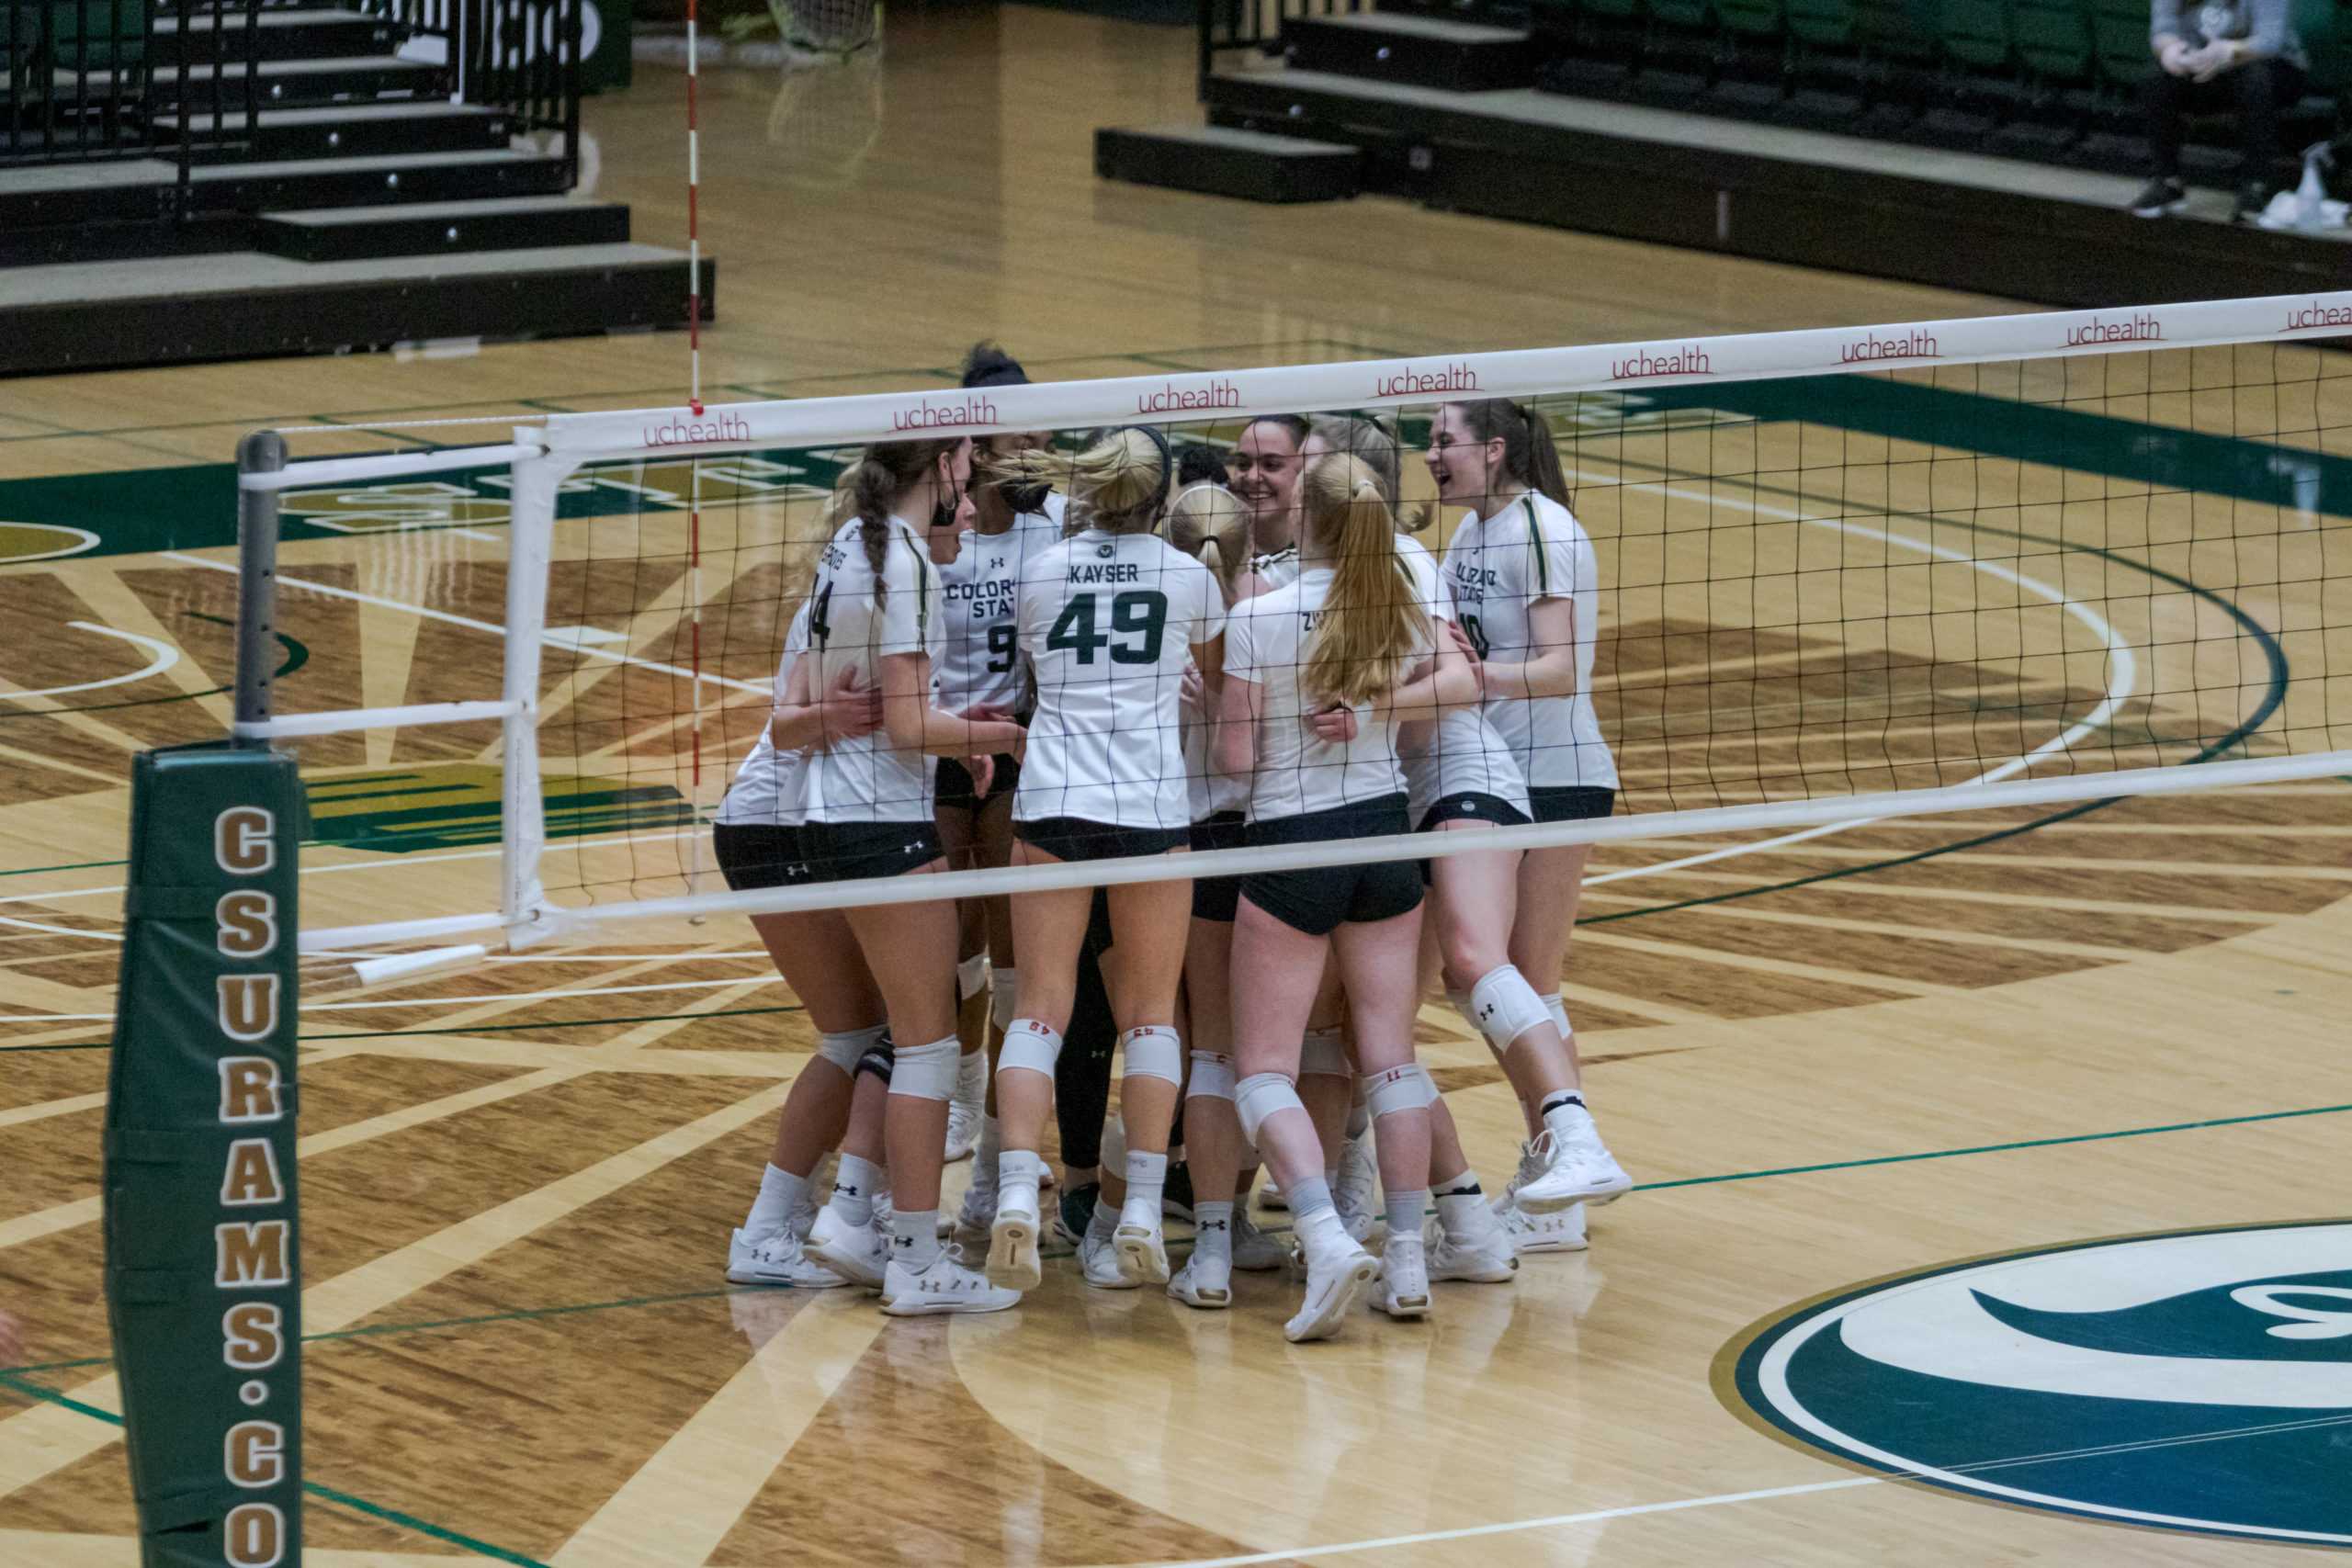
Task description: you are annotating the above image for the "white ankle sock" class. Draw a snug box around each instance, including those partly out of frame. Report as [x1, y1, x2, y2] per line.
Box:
[745, 1163, 806, 1238]
[1193, 1200, 1235, 1260]
[1124, 1150, 1167, 1216]
[999, 1148, 1046, 1208]
[831, 1155, 879, 1226]
[892, 1208, 942, 1269]
[1384, 1188, 1429, 1237]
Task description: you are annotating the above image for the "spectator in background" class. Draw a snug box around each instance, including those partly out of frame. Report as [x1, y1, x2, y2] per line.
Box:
[2132, 0, 2308, 220]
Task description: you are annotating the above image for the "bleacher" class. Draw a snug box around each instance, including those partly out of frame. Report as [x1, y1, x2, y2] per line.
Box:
[1097, 0, 2352, 307]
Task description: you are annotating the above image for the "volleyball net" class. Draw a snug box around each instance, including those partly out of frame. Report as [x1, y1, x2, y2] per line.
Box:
[231, 292, 2352, 966]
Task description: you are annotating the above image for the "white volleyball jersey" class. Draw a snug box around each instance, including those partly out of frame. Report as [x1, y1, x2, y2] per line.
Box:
[1249, 544, 1302, 590]
[716, 601, 813, 829]
[1392, 536, 1530, 821]
[1225, 543, 1440, 823]
[934, 492, 1066, 716]
[802, 515, 946, 824]
[1014, 529, 1225, 829]
[1182, 648, 1250, 822]
[1441, 491, 1619, 792]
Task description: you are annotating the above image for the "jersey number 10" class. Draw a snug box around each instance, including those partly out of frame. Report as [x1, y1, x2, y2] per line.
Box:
[1046, 591, 1168, 665]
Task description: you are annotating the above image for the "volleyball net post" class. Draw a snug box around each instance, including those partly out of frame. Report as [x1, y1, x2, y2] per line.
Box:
[225, 292, 2352, 961]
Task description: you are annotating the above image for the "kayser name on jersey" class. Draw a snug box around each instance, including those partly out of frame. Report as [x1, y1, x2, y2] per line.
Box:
[1067, 561, 1146, 584]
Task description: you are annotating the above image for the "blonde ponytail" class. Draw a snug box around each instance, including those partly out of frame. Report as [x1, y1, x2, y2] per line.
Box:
[1300, 453, 1419, 707]
[1167, 479, 1248, 596]
[989, 427, 1168, 536]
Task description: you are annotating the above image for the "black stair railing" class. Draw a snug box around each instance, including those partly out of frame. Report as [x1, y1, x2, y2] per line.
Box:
[1, 0, 258, 211]
[357, 0, 578, 183]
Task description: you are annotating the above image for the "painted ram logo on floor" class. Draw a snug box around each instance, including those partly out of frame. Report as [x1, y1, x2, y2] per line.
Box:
[1724, 1221, 2352, 1546]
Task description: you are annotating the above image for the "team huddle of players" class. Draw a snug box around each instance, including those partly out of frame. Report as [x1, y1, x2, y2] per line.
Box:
[709, 344, 1627, 1343]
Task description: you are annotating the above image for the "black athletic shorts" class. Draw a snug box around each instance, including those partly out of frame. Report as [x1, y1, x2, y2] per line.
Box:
[1240, 793, 1422, 938]
[798, 819, 944, 883]
[712, 821, 808, 891]
[1527, 785, 1617, 825]
[1015, 817, 1190, 863]
[1189, 810, 1248, 923]
[1417, 791, 1532, 833]
[935, 752, 1021, 814]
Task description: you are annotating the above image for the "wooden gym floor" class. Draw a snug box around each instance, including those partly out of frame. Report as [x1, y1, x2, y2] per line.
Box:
[0, 6, 2348, 1564]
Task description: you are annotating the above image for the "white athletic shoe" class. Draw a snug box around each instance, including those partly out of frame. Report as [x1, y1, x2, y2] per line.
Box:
[1114, 1195, 1171, 1285]
[1285, 1238, 1379, 1343]
[944, 1097, 982, 1164]
[1169, 1249, 1233, 1309]
[881, 1252, 1021, 1316]
[1332, 1134, 1381, 1243]
[1233, 1213, 1290, 1272]
[1079, 1223, 1135, 1289]
[805, 1207, 888, 1290]
[988, 1184, 1044, 1292]
[1374, 1236, 1432, 1319]
[727, 1227, 847, 1288]
[1519, 1109, 1633, 1209]
[1425, 1209, 1519, 1282]
[1497, 1193, 1589, 1254]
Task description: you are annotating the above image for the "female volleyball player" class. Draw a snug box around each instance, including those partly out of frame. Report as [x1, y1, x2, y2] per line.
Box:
[1231, 413, 1309, 588]
[934, 343, 1064, 1176]
[1426, 399, 1632, 1213]
[714, 583, 898, 1291]
[791, 435, 1029, 1315]
[984, 427, 1226, 1293]
[1217, 452, 1478, 1341]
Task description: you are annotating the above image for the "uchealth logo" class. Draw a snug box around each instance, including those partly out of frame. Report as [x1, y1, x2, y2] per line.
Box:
[1136, 377, 1240, 415]
[642, 411, 751, 448]
[2279, 299, 2352, 334]
[1839, 329, 1938, 365]
[2064, 310, 2162, 346]
[1610, 344, 1711, 381]
[890, 395, 998, 434]
[1372, 362, 1479, 398]
[1724, 1221, 2352, 1546]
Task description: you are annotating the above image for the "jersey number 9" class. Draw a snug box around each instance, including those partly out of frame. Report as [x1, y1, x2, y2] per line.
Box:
[1047, 590, 1168, 666]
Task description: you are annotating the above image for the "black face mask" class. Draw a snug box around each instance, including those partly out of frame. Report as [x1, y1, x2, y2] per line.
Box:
[1004, 479, 1051, 515]
[933, 495, 959, 532]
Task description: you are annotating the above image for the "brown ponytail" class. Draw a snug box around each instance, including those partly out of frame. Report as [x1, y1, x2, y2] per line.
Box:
[1449, 399, 1573, 510]
[1300, 453, 1420, 707]
[842, 437, 960, 608]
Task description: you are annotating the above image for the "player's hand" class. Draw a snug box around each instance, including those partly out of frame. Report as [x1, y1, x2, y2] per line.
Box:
[2191, 40, 2241, 78]
[1308, 705, 1360, 743]
[819, 667, 883, 745]
[965, 754, 994, 796]
[963, 703, 1016, 725]
[2158, 37, 2197, 73]
[1180, 664, 1206, 715]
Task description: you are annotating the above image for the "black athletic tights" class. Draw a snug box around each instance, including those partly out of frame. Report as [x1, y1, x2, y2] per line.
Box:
[1052, 890, 1183, 1173]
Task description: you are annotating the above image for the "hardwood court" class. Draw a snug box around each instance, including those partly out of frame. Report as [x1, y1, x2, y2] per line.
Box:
[2, 7, 2350, 1565]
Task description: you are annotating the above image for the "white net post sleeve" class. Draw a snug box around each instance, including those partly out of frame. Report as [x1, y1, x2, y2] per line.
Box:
[500, 445, 571, 947]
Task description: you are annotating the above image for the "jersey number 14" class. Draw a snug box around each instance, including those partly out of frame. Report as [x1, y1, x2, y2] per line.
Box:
[1046, 591, 1167, 665]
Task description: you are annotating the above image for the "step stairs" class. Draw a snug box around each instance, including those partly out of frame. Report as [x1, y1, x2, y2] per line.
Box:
[1281, 12, 1537, 92]
[1097, 124, 1362, 203]
[256, 195, 631, 259]
[157, 101, 514, 162]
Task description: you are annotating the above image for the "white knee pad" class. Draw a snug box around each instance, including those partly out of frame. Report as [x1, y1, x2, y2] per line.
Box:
[957, 953, 989, 1001]
[1186, 1050, 1237, 1101]
[1542, 991, 1571, 1038]
[999, 1018, 1062, 1078]
[814, 1022, 887, 1076]
[1300, 1026, 1351, 1079]
[989, 968, 1019, 1032]
[1120, 1025, 1183, 1086]
[1470, 964, 1553, 1058]
[888, 1036, 962, 1101]
[1362, 1062, 1439, 1120]
[1234, 1071, 1303, 1148]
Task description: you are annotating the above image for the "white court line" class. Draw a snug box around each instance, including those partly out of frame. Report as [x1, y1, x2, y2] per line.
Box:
[0, 915, 119, 942]
[1145, 1478, 1881, 1567]
[164, 550, 770, 695]
[1575, 476, 2137, 886]
[2, 975, 783, 1023]
[0, 623, 177, 701]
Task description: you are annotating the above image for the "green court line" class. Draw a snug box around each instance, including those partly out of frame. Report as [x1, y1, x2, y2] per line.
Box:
[0, 857, 126, 877]
[0, 1370, 550, 1567]
[1638, 1100, 2352, 1190]
[32, 1001, 803, 1054]
[0, 685, 230, 721]
[0, 1042, 108, 1054]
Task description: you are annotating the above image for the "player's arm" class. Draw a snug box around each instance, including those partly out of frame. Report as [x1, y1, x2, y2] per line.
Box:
[879, 652, 1025, 758]
[1376, 614, 1479, 719]
[1216, 664, 1262, 779]
[769, 659, 882, 750]
[1476, 595, 1578, 700]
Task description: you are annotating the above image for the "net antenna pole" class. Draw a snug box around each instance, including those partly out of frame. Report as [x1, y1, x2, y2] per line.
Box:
[233, 429, 288, 745]
[501, 441, 571, 948]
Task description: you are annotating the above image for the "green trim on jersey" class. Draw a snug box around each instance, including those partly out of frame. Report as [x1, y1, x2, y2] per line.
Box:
[1519, 496, 1548, 595]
